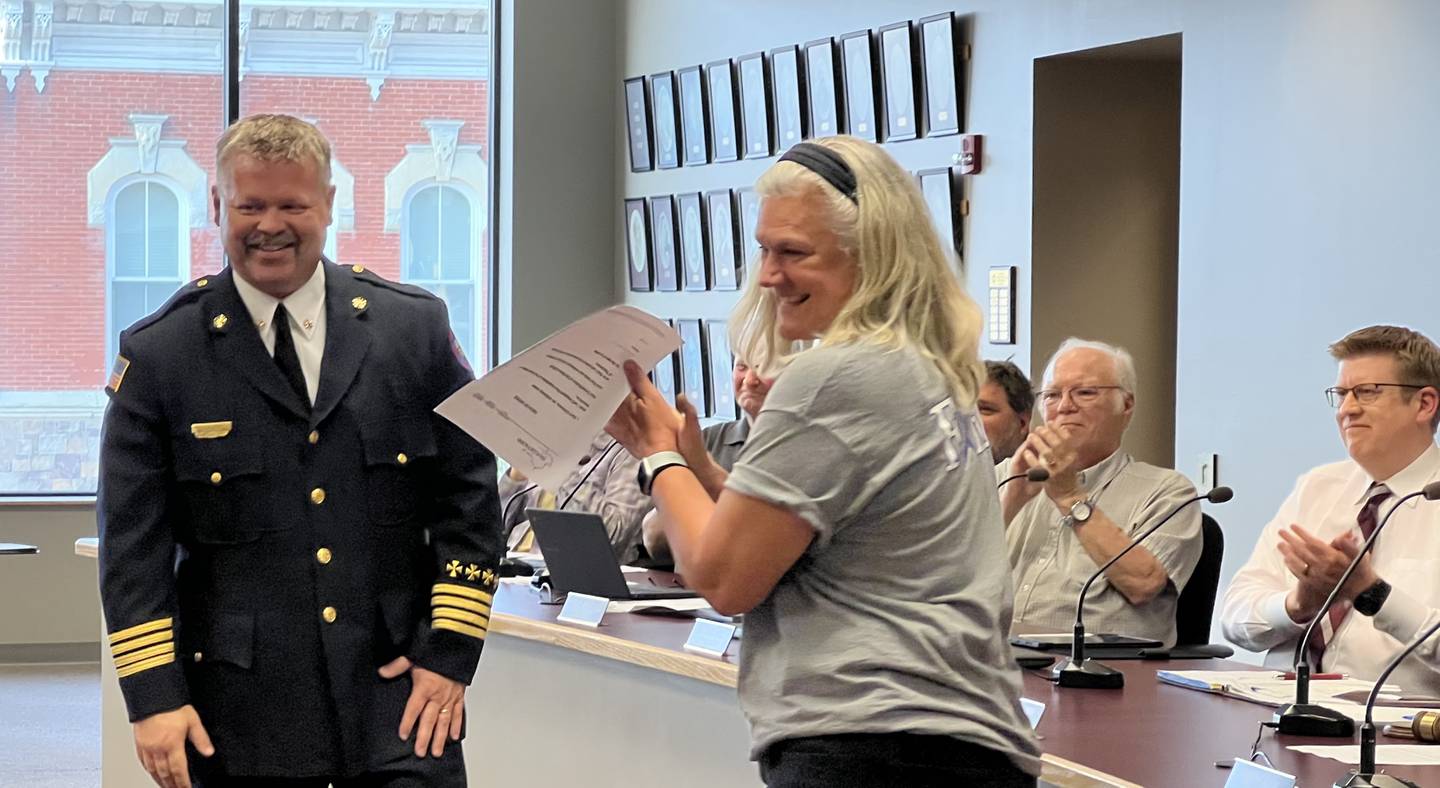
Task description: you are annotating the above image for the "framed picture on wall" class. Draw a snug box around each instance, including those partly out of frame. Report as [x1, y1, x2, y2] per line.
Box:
[770, 44, 807, 149]
[624, 197, 652, 292]
[650, 71, 682, 169]
[918, 167, 962, 266]
[706, 59, 740, 163]
[707, 189, 740, 291]
[706, 320, 738, 420]
[677, 65, 710, 167]
[648, 195, 680, 291]
[652, 320, 679, 406]
[623, 76, 653, 172]
[878, 21, 919, 142]
[840, 29, 878, 142]
[737, 52, 772, 159]
[804, 37, 843, 138]
[919, 11, 963, 136]
[676, 318, 710, 416]
[676, 191, 710, 291]
[736, 186, 762, 272]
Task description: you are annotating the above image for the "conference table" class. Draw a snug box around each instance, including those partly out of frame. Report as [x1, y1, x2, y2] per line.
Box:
[0, 542, 39, 555]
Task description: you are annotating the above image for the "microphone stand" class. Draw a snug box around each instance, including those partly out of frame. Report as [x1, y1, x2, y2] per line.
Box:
[1277, 482, 1440, 736]
[1332, 617, 1440, 788]
[1051, 487, 1232, 689]
[999, 467, 1050, 489]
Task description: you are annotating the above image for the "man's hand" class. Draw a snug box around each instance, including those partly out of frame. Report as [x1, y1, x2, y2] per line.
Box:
[133, 705, 214, 788]
[1279, 524, 1376, 622]
[1021, 425, 1084, 508]
[379, 656, 467, 758]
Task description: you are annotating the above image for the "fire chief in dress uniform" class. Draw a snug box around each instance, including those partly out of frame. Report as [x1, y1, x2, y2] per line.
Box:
[97, 114, 502, 788]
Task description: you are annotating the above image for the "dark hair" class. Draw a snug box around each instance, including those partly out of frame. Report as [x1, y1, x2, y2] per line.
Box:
[985, 360, 1034, 416]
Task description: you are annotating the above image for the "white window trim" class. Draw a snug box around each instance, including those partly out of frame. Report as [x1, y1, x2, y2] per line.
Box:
[87, 113, 207, 230]
[103, 175, 192, 367]
[325, 157, 356, 261]
[399, 179, 482, 356]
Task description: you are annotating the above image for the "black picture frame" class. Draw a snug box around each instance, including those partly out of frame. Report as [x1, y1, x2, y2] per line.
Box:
[706, 59, 740, 163]
[839, 30, 879, 142]
[737, 51, 772, 159]
[769, 44, 807, 150]
[804, 37, 843, 138]
[918, 167, 962, 266]
[623, 76, 653, 172]
[878, 21, 919, 142]
[653, 319, 679, 405]
[676, 318, 709, 416]
[650, 71, 681, 169]
[736, 186, 762, 272]
[647, 195, 680, 291]
[677, 65, 710, 167]
[705, 320, 738, 420]
[676, 191, 710, 291]
[919, 11, 963, 137]
[706, 189, 740, 291]
[624, 197, 652, 292]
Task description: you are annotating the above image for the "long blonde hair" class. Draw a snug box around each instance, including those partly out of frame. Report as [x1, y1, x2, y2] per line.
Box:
[733, 135, 985, 406]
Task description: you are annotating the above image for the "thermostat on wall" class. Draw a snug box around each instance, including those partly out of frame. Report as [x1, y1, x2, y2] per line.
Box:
[988, 266, 1016, 345]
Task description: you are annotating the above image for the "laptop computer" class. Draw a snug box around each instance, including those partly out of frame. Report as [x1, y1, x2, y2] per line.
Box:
[526, 509, 700, 600]
[1010, 632, 1163, 652]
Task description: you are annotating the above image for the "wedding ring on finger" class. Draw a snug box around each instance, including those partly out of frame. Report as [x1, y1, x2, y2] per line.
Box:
[438, 708, 450, 715]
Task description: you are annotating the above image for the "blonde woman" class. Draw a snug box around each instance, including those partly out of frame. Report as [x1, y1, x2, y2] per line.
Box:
[607, 137, 1040, 787]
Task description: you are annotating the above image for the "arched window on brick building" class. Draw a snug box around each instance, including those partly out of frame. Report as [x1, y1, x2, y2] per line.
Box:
[403, 182, 478, 362]
[106, 178, 189, 363]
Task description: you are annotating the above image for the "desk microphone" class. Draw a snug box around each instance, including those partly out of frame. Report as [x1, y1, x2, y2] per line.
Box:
[1332, 617, 1440, 787]
[1051, 485, 1233, 689]
[999, 467, 1050, 489]
[1277, 480, 1440, 737]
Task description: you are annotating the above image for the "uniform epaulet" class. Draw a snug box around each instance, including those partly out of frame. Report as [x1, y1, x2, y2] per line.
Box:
[342, 263, 439, 301]
[123, 274, 220, 339]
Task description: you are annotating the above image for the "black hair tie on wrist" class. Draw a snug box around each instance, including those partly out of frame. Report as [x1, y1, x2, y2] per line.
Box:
[778, 142, 858, 204]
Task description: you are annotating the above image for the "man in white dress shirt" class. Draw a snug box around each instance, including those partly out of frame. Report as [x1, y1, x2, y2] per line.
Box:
[1221, 325, 1440, 691]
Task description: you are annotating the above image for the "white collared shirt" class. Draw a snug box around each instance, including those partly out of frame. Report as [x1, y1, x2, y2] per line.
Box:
[232, 263, 327, 405]
[1220, 443, 1440, 692]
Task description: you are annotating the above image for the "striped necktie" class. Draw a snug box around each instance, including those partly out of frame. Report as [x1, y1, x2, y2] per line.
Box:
[1308, 484, 1391, 670]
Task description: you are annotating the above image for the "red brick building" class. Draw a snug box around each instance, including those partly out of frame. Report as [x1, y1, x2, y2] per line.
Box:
[0, 0, 492, 492]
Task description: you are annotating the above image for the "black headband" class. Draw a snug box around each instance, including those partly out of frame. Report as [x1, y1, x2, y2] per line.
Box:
[778, 142, 858, 203]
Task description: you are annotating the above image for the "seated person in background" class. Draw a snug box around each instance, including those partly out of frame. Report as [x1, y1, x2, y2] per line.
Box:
[981, 359, 1034, 464]
[1001, 338, 1202, 647]
[643, 348, 775, 568]
[498, 430, 651, 564]
[1221, 325, 1440, 691]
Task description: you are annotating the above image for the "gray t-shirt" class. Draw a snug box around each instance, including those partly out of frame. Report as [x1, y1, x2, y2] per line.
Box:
[724, 342, 1042, 775]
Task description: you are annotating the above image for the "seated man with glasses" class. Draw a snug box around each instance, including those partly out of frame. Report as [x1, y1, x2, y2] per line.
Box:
[1000, 338, 1202, 646]
[1221, 325, 1440, 691]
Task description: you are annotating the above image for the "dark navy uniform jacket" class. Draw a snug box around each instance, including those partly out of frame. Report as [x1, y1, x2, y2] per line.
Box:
[97, 262, 502, 778]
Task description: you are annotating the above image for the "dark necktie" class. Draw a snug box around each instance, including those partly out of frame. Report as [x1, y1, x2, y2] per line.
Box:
[1308, 484, 1391, 669]
[272, 304, 310, 409]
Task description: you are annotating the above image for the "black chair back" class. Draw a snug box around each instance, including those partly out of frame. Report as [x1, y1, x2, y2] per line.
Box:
[1175, 513, 1224, 646]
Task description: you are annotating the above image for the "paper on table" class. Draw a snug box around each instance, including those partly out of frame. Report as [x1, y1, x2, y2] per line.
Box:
[1288, 744, 1440, 766]
[1156, 670, 1395, 707]
[1317, 702, 1416, 725]
[607, 598, 713, 614]
[436, 306, 680, 491]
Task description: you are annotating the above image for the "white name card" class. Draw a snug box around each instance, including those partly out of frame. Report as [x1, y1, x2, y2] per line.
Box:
[1224, 758, 1296, 788]
[683, 618, 737, 658]
[1020, 698, 1046, 729]
[556, 592, 610, 628]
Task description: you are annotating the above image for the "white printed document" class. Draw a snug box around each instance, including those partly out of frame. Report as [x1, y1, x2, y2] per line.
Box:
[1288, 744, 1440, 766]
[436, 306, 680, 491]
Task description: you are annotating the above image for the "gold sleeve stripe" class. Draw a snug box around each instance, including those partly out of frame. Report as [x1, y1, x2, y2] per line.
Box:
[432, 583, 493, 605]
[111, 631, 172, 657]
[114, 643, 174, 669]
[433, 618, 487, 640]
[430, 594, 491, 616]
[433, 607, 490, 630]
[115, 652, 176, 679]
[108, 618, 173, 645]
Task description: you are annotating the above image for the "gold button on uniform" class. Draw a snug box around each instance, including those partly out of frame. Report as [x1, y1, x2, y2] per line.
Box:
[352, 265, 365, 273]
[307, 430, 319, 445]
[396, 452, 408, 465]
[316, 547, 332, 565]
[310, 487, 326, 505]
[322, 606, 337, 623]
[210, 472, 222, 485]
[196, 278, 209, 288]
[193, 651, 203, 662]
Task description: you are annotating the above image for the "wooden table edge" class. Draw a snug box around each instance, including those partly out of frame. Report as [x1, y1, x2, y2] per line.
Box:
[1040, 754, 1143, 788]
[489, 611, 739, 687]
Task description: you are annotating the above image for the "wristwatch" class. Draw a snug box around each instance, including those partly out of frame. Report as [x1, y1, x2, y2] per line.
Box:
[636, 451, 688, 496]
[1353, 579, 1393, 617]
[1061, 499, 1094, 528]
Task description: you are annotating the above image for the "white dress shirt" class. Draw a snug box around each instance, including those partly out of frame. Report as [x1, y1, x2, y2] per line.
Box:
[232, 263, 327, 405]
[1220, 443, 1440, 692]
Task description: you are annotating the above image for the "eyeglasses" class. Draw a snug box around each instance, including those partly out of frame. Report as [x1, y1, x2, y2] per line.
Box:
[1036, 385, 1126, 409]
[1324, 383, 1425, 408]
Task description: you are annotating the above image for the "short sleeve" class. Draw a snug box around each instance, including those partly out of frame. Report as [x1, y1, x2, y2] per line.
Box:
[1130, 471, 1203, 592]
